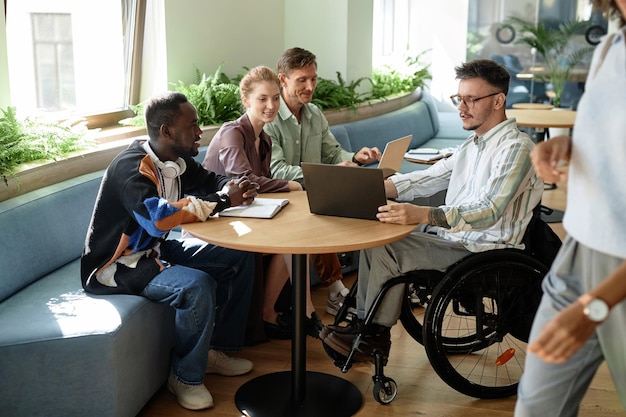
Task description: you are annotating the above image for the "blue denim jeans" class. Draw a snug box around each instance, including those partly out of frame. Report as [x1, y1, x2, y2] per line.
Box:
[141, 237, 254, 385]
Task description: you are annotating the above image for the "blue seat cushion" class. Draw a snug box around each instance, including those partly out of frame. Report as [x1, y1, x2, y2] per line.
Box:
[0, 260, 175, 417]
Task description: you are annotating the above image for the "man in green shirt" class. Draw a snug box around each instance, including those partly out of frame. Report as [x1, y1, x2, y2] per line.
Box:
[265, 47, 381, 182]
[264, 47, 382, 317]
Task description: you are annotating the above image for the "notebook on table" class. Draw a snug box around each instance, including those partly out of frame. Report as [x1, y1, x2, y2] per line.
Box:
[301, 163, 387, 220]
[404, 147, 453, 164]
[219, 197, 289, 219]
[373, 134, 413, 178]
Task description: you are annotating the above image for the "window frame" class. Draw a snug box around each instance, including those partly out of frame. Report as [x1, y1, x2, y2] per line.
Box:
[92, 0, 146, 130]
[4, 0, 146, 131]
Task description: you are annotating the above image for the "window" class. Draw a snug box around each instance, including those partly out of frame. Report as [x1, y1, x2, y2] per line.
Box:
[31, 13, 75, 111]
[372, 0, 416, 69]
[371, 0, 469, 104]
[466, 0, 596, 108]
[372, 0, 596, 108]
[5, 0, 145, 128]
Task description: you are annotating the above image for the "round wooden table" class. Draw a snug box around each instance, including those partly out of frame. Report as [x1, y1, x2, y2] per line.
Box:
[507, 109, 577, 130]
[183, 191, 415, 417]
[511, 103, 554, 110]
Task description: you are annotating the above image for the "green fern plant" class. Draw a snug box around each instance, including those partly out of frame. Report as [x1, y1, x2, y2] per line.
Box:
[121, 55, 433, 124]
[371, 52, 432, 99]
[118, 102, 146, 127]
[171, 66, 242, 126]
[121, 66, 244, 127]
[311, 53, 431, 111]
[507, 17, 594, 108]
[0, 107, 91, 185]
[312, 72, 372, 111]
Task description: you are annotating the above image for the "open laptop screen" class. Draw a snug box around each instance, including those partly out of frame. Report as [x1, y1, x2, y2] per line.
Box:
[301, 163, 387, 220]
[376, 134, 412, 177]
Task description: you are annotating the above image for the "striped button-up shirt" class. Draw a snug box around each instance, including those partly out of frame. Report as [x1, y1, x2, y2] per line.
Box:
[391, 118, 543, 252]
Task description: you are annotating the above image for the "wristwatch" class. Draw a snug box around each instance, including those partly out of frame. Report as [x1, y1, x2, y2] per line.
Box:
[578, 294, 610, 323]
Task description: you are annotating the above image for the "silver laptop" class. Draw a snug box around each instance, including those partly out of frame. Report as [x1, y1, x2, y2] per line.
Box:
[374, 134, 412, 178]
[301, 163, 387, 220]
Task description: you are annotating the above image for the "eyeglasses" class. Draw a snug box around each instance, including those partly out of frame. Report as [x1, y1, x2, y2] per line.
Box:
[450, 92, 501, 108]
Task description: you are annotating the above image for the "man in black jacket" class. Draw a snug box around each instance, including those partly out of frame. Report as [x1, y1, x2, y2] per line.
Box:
[81, 92, 258, 411]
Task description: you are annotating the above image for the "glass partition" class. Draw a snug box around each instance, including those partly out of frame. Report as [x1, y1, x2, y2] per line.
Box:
[466, 0, 601, 109]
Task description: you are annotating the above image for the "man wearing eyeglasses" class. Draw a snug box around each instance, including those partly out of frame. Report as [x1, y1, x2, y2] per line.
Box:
[321, 59, 543, 365]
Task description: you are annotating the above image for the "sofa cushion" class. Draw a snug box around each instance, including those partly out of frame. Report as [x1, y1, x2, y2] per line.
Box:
[433, 111, 470, 140]
[0, 260, 175, 417]
[338, 99, 437, 152]
[0, 171, 102, 303]
[329, 125, 352, 152]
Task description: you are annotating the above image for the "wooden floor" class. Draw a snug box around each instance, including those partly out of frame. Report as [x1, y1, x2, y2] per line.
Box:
[137, 182, 624, 417]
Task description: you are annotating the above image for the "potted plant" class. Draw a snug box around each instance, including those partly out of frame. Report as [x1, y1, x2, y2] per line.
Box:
[506, 17, 594, 108]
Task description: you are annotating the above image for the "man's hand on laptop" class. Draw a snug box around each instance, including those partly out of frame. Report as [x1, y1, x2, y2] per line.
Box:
[377, 204, 450, 228]
[353, 147, 382, 166]
[376, 203, 429, 225]
[337, 160, 360, 167]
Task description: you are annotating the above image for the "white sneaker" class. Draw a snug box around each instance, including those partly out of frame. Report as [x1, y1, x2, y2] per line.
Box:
[326, 288, 357, 317]
[167, 371, 213, 410]
[205, 349, 253, 376]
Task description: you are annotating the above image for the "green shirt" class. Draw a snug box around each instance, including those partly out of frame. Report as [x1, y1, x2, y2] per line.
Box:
[264, 97, 353, 182]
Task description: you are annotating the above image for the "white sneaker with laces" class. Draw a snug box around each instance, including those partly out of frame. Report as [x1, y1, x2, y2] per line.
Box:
[326, 288, 357, 316]
[167, 371, 213, 410]
[205, 349, 253, 376]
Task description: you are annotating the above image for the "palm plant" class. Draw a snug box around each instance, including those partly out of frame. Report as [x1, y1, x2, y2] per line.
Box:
[507, 17, 594, 108]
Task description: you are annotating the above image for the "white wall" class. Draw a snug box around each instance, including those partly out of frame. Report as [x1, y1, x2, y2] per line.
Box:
[161, 0, 374, 95]
[283, 0, 373, 85]
[163, 0, 285, 86]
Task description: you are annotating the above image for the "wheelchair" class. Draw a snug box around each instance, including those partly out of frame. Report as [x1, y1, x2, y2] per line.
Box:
[328, 206, 561, 404]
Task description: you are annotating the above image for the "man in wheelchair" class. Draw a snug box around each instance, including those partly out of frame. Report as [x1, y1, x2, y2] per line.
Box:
[321, 59, 544, 366]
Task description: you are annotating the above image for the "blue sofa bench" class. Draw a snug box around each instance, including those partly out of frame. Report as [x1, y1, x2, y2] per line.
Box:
[0, 172, 175, 417]
[0, 88, 468, 417]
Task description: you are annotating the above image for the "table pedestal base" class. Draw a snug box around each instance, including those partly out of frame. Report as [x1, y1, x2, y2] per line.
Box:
[235, 371, 362, 417]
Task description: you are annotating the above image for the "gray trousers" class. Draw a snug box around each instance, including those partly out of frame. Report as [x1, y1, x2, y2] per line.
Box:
[357, 225, 471, 327]
[515, 236, 626, 416]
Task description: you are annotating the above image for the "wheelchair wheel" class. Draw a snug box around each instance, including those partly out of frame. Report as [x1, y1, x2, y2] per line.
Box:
[423, 250, 546, 399]
[373, 378, 398, 404]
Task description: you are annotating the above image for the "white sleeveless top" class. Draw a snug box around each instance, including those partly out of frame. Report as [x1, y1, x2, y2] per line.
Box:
[563, 28, 626, 259]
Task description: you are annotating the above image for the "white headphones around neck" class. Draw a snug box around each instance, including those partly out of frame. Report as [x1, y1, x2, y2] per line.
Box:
[142, 141, 187, 178]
